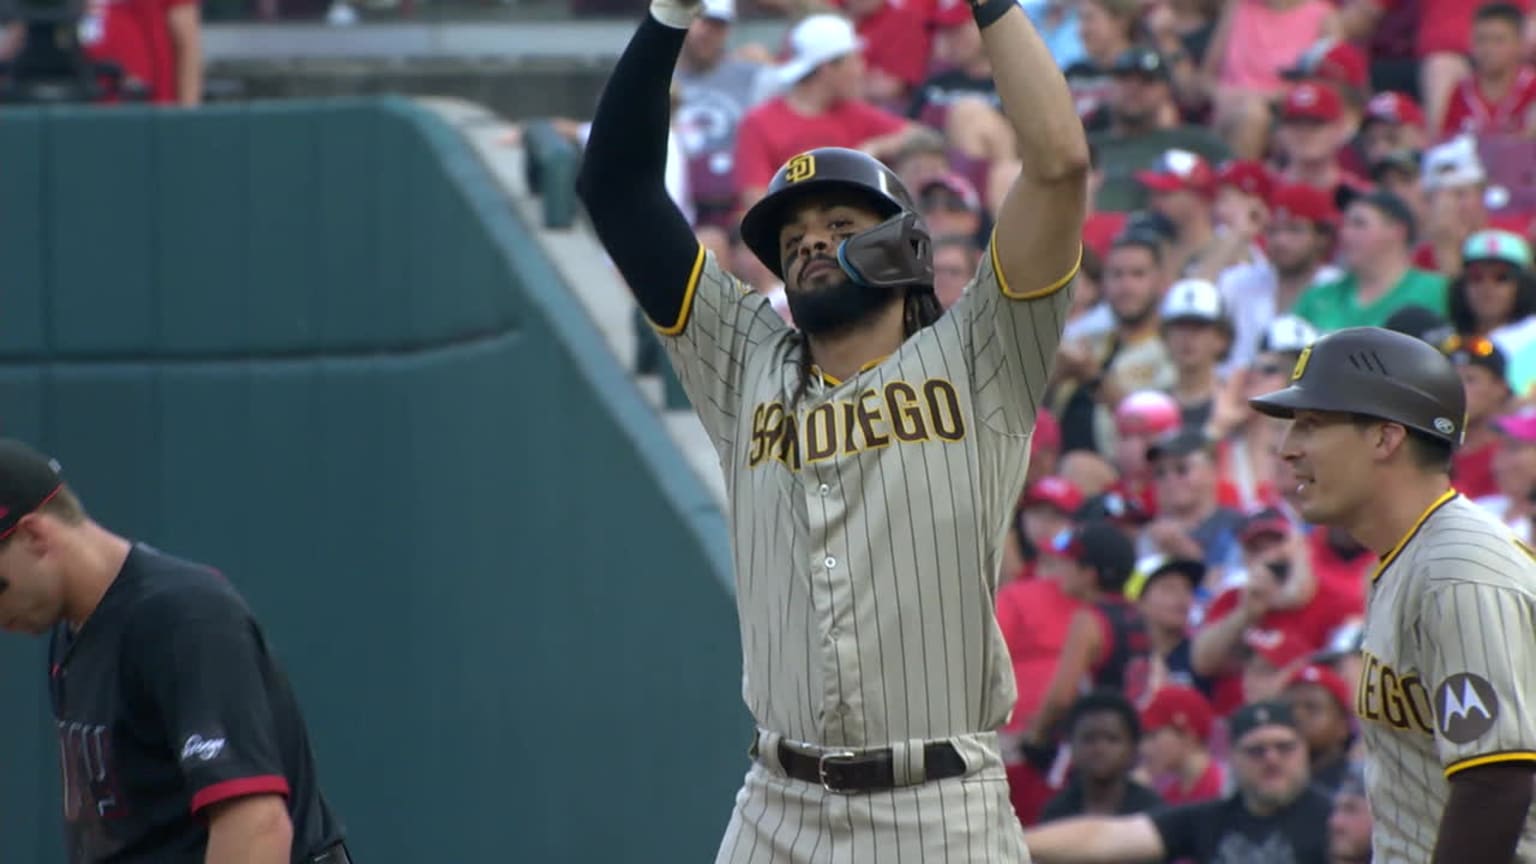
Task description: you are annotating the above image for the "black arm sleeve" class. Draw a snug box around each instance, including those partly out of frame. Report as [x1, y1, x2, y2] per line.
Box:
[574, 14, 701, 331]
[1432, 763, 1536, 864]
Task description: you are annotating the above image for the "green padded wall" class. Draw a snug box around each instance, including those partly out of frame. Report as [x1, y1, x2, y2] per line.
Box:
[0, 97, 749, 864]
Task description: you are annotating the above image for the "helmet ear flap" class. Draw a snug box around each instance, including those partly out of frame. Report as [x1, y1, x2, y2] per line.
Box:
[836, 212, 935, 289]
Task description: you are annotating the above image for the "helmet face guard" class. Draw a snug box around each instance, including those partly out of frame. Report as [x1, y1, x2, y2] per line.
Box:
[836, 211, 934, 290]
[739, 147, 933, 292]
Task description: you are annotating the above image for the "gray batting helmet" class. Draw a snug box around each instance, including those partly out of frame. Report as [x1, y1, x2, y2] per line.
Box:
[739, 147, 933, 290]
[1248, 325, 1467, 447]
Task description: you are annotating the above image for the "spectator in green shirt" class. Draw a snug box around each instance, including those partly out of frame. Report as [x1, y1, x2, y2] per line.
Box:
[1292, 190, 1449, 333]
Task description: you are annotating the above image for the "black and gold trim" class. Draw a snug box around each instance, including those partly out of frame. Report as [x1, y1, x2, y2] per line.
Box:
[993, 228, 1081, 301]
[1445, 751, 1536, 779]
[1372, 489, 1459, 584]
[647, 242, 707, 337]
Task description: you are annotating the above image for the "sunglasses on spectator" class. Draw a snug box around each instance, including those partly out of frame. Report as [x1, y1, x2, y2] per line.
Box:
[1466, 264, 1516, 284]
[1441, 334, 1497, 357]
[921, 191, 971, 214]
[1153, 462, 1194, 479]
[1252, 362, 1287, 376]
[1238, 738, 1301, 760]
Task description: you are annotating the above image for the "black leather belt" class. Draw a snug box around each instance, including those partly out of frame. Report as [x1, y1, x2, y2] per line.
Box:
[309, 842, 352, 864]
[752, 737, 968, 793]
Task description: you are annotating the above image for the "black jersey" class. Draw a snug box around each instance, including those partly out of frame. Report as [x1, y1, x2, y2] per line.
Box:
[48, 544, 344, 863]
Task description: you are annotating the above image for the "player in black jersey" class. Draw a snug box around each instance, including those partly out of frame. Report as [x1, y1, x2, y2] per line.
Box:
[0, 440, 349, 864]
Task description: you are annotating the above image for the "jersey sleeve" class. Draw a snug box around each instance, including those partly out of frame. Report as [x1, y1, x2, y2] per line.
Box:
[654, 245, 789, 450]
[953, 228, 1079, 438]
[1417, 573, 1536, 778]
[129, 592, 292, 815]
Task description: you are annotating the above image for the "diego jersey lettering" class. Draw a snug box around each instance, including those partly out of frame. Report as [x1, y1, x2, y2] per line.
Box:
[1356, 493, 1536, 863]
[655, 238, 1075, 747]
[49, 544, 344, 863]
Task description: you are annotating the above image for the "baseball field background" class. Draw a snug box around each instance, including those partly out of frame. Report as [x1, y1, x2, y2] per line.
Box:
[0, 96, 750, 863]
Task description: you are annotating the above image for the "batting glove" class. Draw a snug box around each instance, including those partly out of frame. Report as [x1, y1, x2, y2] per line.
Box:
[650, 0, 700, 29]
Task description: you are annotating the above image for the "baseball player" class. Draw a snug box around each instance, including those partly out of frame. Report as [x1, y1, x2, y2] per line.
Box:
[0, 440, 349, 863]
[1250, 326, 1536, 863]
[575, 0, 1086, 855]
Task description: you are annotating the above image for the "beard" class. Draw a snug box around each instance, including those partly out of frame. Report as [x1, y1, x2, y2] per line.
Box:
[786, 268, 901, 338]
[1112, 298, 1158, 330]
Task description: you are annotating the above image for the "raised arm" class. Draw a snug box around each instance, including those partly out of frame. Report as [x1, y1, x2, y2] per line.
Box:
[974, 0, 1089, 294]
[1025, 609, 1102, 742]
[1022, 814, 1166, 863]
[575, 8, 701, 331]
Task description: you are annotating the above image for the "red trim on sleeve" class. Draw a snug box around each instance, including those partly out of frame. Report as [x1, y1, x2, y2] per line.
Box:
[190, 775, 291, 815]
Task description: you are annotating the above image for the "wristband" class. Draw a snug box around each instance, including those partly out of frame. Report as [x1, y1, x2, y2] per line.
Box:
[970, 0, 1014, 29]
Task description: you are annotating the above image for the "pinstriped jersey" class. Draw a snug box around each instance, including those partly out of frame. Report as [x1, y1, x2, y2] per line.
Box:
[1355, 491, 1536, 863]
[655, 237, 1075, 749]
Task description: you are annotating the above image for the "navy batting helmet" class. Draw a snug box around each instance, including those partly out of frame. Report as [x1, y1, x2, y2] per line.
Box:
[1249, 326, 1467, 447]
[739, 147, 933, 290]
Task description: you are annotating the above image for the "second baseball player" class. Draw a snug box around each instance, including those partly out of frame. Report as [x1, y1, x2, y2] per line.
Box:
[1251, 326, 1536, 863]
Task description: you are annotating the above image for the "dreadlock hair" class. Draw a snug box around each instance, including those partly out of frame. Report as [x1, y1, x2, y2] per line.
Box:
[790, 286, 944, 407]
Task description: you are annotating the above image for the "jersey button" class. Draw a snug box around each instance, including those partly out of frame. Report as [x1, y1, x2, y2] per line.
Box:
[818, 483, 831, 495]
[824, 556, 837, 569]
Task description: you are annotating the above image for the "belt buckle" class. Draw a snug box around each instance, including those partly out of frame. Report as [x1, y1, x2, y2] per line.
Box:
[817, 750, 858, 794]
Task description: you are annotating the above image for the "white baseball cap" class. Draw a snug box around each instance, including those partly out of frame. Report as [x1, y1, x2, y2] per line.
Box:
[1160, 278, 1227, 325]
[1422, 135, 1487, 191]
[777, 14, 863, 88]
[1259, 315, 1320, 355]
[701, 0, 734, 22]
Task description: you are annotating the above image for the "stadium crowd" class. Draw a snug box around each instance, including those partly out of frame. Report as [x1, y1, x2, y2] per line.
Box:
[660, 0, 1536, 859]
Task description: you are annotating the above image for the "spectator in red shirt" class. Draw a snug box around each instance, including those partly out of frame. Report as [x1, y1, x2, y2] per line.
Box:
[78, 0, 202, 104]
[1356, 91, 1428, 169]
[732, 13, 917, 207]
[1441, 2, 1536, 139]
[1191, 508, 1351, 714]
[1281, 664, 1356, 795]
[1020, 521, 1149, 750]
[1273, 83, 1366, 201]
[1139, 685, 1227, 805]
[840, 0, 932, 111]
[1340, 0, 1532, 132]
[997, 537, 1091, 825]
[1303, 524, 1373, 624]
[1444, 334, 1513, 499]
